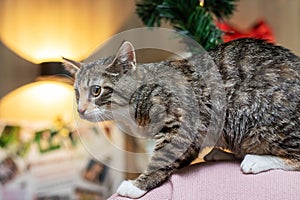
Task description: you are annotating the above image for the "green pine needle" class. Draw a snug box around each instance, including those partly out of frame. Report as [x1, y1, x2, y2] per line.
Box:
[136, 0, 239, 50]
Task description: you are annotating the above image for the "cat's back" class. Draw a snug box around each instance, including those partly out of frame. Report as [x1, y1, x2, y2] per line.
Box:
[208, 38, 300, 74]
[162, 38, 300, 86]
[204, 38, 300, 97]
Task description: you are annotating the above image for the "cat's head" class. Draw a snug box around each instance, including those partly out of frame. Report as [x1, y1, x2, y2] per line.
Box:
[63, 41, 137, 122]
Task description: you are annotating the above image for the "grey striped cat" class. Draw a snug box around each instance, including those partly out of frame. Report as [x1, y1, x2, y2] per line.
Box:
[64, 38, 300, 198]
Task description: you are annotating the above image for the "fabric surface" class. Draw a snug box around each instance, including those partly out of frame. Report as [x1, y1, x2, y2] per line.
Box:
[108, 161, 300, 200]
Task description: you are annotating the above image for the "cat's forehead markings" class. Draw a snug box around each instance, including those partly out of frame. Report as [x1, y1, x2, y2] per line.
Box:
[77, 66, 95, 80]
[90, 78, 104, 86]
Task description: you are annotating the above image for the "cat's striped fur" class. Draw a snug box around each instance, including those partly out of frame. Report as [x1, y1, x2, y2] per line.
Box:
[64, 38, 300, 198]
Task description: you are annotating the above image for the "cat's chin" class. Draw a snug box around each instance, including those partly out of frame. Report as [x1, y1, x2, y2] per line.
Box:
[82, 116, 105, 123]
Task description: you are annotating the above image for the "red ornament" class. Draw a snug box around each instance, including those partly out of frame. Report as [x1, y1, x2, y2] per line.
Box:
[217, 20, 275, 43]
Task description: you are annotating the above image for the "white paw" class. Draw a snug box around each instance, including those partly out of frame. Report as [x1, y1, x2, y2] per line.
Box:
[117, 180, 147, 198]
[241, 154, 286, 174]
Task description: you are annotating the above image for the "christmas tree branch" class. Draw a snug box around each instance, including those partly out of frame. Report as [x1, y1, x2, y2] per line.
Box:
[136, 0, 239, 49]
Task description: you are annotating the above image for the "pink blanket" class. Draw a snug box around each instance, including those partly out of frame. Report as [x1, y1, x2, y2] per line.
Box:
[108, 161, 300, 200]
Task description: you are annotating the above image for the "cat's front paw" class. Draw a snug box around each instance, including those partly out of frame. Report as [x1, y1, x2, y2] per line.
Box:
[117, 180, 147, 199]
[241, 154, 285, 174]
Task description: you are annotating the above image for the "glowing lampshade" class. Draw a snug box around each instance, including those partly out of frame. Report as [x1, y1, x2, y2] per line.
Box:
[0, 0, 134, 64]
[0, 81, 76, 126]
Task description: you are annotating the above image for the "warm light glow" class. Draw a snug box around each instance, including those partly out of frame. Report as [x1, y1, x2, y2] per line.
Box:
[0, 81, 76, 126]
[0, 0, 134, 64]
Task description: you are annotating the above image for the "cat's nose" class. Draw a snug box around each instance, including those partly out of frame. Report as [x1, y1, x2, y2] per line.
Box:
[77, 108, 86, 115]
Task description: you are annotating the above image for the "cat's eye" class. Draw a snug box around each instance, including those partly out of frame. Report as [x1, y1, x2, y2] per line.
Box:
[90, 85, 101, 97]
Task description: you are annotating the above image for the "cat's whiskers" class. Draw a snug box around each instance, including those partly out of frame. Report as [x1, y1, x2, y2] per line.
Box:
[82, 107, 112, 122]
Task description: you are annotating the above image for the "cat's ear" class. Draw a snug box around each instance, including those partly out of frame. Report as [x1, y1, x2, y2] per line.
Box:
[62, 57, 82, 76]
[106, 41, 136, 75]
[115, 41, 136, 67]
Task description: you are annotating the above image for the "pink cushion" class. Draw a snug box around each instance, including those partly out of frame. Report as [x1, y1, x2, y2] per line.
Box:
[108, 161, 300, 200]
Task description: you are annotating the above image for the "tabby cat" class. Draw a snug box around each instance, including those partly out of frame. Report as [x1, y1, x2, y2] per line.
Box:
[64, 38, 300, 198]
